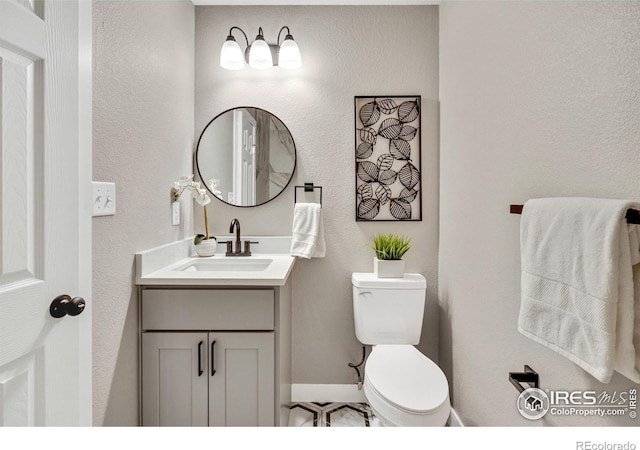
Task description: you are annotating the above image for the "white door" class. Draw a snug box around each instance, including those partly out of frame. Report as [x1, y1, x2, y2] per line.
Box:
[0, 0, 91, 426]
[233, 109, 257, 205]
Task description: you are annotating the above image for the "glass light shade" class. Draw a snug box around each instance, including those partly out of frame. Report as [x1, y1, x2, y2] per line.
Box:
[278, 37, 301, 69]
[248, 38, 273, 70]
[220, 38, 244, 70]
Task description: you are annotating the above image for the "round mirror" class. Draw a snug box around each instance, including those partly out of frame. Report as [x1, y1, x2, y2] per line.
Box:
[196, 107, 296, 207]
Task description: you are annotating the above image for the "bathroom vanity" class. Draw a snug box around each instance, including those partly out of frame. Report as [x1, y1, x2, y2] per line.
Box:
[135, 237, 295, 426]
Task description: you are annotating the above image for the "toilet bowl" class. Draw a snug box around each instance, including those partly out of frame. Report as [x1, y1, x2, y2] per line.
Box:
[363, 345, 450, 427]
[352, 272, 451, 426]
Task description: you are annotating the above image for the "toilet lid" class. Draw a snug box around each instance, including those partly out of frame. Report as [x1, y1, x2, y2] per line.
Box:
[365, 345, 449, 414]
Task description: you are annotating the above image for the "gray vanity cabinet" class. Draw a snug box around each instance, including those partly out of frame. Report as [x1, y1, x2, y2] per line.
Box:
[208, 332, 274, 426]
[140, 287, 290, 427]
[142, 331, 209, 426]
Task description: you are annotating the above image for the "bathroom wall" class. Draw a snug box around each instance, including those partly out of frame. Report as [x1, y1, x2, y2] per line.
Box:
[439, 1, 640, 426]
[195, 6, 439, 387]
[92, 1, 194, 425]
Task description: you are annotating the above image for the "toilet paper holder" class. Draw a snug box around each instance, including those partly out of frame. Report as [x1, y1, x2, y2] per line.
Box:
[509, 365, 539, 393]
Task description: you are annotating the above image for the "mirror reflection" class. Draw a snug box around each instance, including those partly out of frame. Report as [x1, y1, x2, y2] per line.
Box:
[196, 107, 296, 207]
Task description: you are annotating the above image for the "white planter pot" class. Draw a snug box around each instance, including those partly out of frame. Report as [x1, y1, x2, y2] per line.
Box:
[373, 257, 405, 278]
[195, 237, 217, 257]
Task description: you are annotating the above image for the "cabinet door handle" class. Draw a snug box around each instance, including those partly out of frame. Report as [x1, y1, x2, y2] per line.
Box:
[211, 340, 216, 376]
[197, 340, 204, 376]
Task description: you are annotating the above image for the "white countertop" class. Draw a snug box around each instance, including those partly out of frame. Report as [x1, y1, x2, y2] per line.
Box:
[135, 237, 296, 287]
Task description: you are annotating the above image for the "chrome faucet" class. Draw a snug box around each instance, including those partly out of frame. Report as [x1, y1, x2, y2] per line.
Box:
[226, 219, 257, 256]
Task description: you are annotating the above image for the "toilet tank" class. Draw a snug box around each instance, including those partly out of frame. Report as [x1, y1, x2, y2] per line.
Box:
[352, 273, 426, 345]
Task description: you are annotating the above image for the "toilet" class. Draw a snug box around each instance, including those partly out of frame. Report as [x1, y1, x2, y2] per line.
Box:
[352, 272, 451, 426]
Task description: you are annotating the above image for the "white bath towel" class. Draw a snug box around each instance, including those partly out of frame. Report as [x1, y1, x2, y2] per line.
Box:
[290, 203, 326, 259]
[518, 197, 640, 383]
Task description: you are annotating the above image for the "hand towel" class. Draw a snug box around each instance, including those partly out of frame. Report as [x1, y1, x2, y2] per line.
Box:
[518, 197, 640, 383]
[290, 203, 326, 259]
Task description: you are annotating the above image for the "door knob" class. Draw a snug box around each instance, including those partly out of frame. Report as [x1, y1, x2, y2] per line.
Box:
[50, 294, 86, 318]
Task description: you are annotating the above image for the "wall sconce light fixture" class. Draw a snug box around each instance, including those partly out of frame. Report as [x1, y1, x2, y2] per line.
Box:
[220, 26, 302, 70]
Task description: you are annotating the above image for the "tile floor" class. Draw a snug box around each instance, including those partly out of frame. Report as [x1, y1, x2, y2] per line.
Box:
[288, 402, 382, 427]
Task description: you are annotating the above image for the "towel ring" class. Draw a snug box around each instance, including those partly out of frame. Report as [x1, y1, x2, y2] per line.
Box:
[294, 183, 322, 207]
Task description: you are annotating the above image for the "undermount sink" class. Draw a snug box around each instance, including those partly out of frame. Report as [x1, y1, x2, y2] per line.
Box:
[176, 258, 273, 272]
[135, 237, 295, 286]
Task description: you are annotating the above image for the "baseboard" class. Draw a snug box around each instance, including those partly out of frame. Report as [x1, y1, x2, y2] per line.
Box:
[291, 384, 367, 403]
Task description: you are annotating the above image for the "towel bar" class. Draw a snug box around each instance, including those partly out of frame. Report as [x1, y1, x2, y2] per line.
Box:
[295, 183, 322, 206]
[510, 204, 640, 224]
[509, 365, 539, 393]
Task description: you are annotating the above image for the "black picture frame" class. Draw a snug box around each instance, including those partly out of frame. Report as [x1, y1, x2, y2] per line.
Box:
[355, 95, 422, 221]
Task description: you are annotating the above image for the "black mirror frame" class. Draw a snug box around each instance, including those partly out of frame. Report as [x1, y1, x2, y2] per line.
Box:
[195, 106, 297, 208]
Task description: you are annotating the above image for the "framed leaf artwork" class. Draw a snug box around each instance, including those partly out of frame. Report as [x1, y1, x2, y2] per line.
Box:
[355, 95, 422, 221]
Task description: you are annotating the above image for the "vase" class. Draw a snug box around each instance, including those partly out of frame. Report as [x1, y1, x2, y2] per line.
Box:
[195, 237, 217, 257]
[373, 257, 405, 278]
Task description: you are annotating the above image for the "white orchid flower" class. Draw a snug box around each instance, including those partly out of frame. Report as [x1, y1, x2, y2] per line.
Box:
[195, 188, 211, 206]
[172, 175, 214, 242]
[208, 179, 223, 199]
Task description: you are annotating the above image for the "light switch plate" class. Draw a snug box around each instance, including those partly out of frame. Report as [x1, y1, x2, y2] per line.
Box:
[92, 181, 116, 217]
[172, 201, 180, 226]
